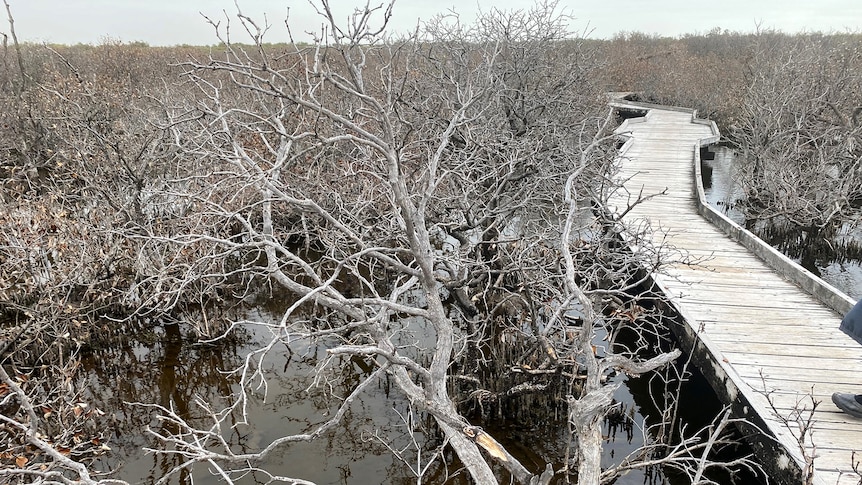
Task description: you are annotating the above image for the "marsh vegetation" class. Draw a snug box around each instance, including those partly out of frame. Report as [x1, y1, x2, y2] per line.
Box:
[2, 1, 860, 483]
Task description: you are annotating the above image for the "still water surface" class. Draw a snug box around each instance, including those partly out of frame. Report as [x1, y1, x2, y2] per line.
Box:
[79, 303, 743, 484]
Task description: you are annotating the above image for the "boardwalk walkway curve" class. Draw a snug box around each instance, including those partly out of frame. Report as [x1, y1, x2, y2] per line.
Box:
[608, 99, 860, 485]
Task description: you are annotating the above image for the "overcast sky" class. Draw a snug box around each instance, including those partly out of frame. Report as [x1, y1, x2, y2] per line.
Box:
[5, 0, 862, 46]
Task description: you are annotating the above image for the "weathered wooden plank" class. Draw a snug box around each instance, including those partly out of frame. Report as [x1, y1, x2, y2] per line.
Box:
[708, 339, 861, 356]
[734, 366, 862, 386]
[707, 330, 853, 345]
[674, 286, 826, 301]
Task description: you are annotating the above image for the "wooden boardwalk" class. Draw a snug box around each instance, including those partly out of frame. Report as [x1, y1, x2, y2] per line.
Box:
[609, 101, 862, 485]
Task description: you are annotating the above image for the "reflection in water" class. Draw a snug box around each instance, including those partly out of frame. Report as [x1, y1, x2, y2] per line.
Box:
[76, 297, 749, 484]
[79, 318, 243, 483]
[78, 309, 448, 484]
[701, 146, 746, 226]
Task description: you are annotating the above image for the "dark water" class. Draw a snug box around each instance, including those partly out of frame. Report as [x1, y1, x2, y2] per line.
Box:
[75, 298, 759, 484]
[701, 146, 862, 300]
[81, 313, 429, 484]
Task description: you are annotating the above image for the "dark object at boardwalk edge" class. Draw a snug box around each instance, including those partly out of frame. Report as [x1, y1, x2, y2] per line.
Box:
[840, 299, 862, 344]
[834, 300, 862, 417]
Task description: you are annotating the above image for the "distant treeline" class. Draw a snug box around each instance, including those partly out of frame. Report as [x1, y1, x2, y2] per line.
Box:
[7, 29, 862, 130]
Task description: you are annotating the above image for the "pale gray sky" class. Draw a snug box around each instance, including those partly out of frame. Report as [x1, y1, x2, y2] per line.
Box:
[5, 0, 862, 46]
